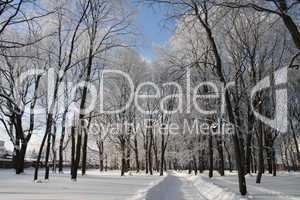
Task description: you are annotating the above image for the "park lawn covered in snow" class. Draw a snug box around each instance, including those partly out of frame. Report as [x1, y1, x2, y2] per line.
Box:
[0, 169, 164, 200]
[1, 169, 299, 200]
[208, 171, 300, 200]
[175, 171, 300, 200]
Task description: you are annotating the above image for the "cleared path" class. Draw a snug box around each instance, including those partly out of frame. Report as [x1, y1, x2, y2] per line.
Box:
[145, 173, 206, 200]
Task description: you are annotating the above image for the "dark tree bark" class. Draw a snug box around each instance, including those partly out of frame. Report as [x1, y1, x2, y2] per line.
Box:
[72, 128, 82, 180]
[160, 133, 166, 176]
[134, 135, 140, 173]
[34, 113, 53, 181]
[126, 137, 131, 172]
[148, 129, 153, 175]
[44, 132, 52, 180]
[188, 160, 192, 174]
[121, 139, 126, 176]
[193, 155, 198, 175]
[145, 137, 149, 174]
[105, 154, 108, 171]
[58, 121, 66, 173]
[98, 140, 104, 172]
[245, 104, 254, 174]
[208, 131, 213, 178]
[198, 134, 204, 173]
[224, 141, 232, 172]
[272, 147, 277, 176]
[153, 138, 159, 172]
[265, 129, 273, 174]
[71, 124, 76, 179]
[81, 115, 91, 176]
[193, 2, 247, 194]
[256, 122, 264, 184]
[51, 124, 57, 173]
[81, 130, 88, 175]
[290, 119, 300, 168]
[217, 135, 225, 176]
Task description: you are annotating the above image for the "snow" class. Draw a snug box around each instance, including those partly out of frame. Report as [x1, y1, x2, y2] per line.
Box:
[174, 171, 300, 200]
[209, 172, 300, 200]
[1, 169, 299, 200]
[145, 172, 206, 200]
[173, 171, 241, 200]
[0, 169, 164, 200]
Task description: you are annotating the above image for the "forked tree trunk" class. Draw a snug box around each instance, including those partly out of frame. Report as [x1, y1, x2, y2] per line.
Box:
[34, 114, 53, 181]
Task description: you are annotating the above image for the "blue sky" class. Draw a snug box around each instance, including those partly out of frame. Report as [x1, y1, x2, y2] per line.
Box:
[133, 3, 176, 61]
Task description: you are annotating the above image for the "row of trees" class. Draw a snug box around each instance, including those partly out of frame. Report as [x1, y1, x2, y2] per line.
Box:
[0, 0, 299, 196]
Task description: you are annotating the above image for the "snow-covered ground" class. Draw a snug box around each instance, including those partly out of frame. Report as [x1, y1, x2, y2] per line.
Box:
[208, 171, 300, 200]
[0, 169, 164, 200]
[174, 171, 300, 200]
[1, 169, 299, 200]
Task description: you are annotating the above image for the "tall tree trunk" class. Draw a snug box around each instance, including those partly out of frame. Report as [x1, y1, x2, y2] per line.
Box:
[193, 155, 198, 175]
[148, 130, 153, 175]
[134, 135, 139, 173]
[290, 119, 300, 168]
[81, 130, 88, 175]
[58, 80, 68, 173]
[98, 141, 104, 172]
[265, 130, 273, 174]
[58, 126, 65, 173]
[198, 150, 204, 173]
[272, 147, 277, 176]
[246, 105, 254, 174]
[126, 138, 131, 172]
[208, 131, 213, 178]
[217, 135, 225, 176]
[18, 142, 27, 174]
[160, 133, 165, 176]
[71, 125, 76, 179]
[289, 146, 297, 171]
[34, 114, 53, 181]
[198, 134, 204, 173]
[256, 122, 264, 183]
[121, 140, 126, 176]
[105, 153, 108, 171]
[13, 140, 21, 174]
[188, 160, 192, 174]
[153, 142, 159, 172]
[44, 132, 52, 180]
[145, 145, 148, 174]
[224, 141, 232, 172]
[72, 129, 82, 180]
[194, 5, 247, 194]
